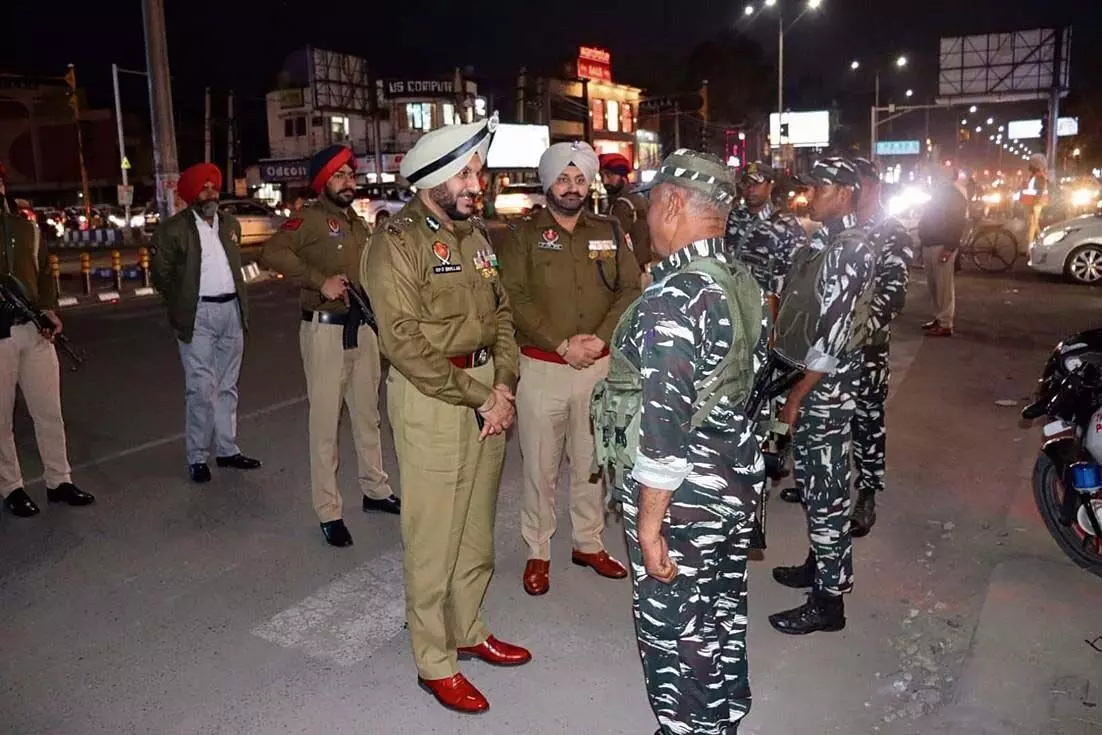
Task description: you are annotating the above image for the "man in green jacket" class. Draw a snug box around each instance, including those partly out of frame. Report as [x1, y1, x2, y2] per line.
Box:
[151, 162, 259, 483]
[0, 164, 95, 517]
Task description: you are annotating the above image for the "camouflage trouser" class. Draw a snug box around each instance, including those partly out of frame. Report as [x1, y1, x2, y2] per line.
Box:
[622, 494, 753, 735]
[792, 369, 858, 597]
[853, 344, 890, 496]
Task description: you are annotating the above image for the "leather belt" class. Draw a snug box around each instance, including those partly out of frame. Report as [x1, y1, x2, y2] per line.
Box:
[521, 345, 609, 365]
[200, 293, 237, 303]
[302, 309, 348, 326]
[448, 346, 491, 369]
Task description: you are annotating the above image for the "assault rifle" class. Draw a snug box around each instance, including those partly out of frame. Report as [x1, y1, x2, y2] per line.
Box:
[0, 274, 85, 370]
[342, 283, 379, 350]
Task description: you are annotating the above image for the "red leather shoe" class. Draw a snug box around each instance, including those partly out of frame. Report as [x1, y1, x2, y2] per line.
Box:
[571, 549, 628, 579]
[457, 635, 532, 666]
[927, 325, 954, 338]
[523, 559, 550, 595]
[417, 673, 489, 714]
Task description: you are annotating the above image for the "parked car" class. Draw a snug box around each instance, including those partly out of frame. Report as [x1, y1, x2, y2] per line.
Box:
[494, 182, 545, 218]
[1028, 207, 1102, 285]
[218, 199, 285, 245]
[351, 185, 413, 227]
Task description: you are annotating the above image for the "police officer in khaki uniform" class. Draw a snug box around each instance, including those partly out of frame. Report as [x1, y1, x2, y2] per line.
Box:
[364, 115, 530, 715]
[499, 142, 639, 597]
[599, 152, 652, 269]
[0, 178, 95, 518]
[260, 145, 398, 548]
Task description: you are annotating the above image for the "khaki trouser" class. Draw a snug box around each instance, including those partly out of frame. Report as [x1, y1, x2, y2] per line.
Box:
[388, 360, 505, 680]
[516, 354, 608, 560]
[922, 246, 956, 329]
[0, 323, 72, 495]
[299, 318, 390, 523]
[1026, 205, 1044, 246]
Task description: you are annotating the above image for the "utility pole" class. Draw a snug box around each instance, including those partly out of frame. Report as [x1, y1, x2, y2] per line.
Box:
[204, 87, 212, 163]
[1045, 27, 1066, 181]
[775, 11, 784, 168]
[65, 65, 93, 220]
[226, 90, 235, 193]
[141, 0, 180, 218]
[674, 101, 681, 150]
[111, 63, 131, 234]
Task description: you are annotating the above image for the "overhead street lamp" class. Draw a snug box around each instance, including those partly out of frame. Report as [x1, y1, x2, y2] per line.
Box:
[743, 0, 823, 167]
[905, 89, 914, 98]
[969, 105, 978, 113]
[855, 51, 910, 161]
[851, 60, 860, 70]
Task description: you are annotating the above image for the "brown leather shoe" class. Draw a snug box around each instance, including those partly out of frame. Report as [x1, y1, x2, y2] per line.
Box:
[417, 673, 489, 714]
[571, 549, 628, 579]
[927, 325, 954, 337]
[523, 559, 550, 596]
[457, 635, 532, 666]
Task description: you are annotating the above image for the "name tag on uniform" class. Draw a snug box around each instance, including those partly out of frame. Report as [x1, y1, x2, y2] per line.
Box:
[588, 239, 616, 260]
[433, 264, 462, 274]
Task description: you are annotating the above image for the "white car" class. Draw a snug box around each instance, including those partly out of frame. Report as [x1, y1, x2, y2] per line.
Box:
[352, 185, 413, 227]
[219, 199, 285, 245]
[494, 183, 545, 218]
[1029, 209, 1102, 284]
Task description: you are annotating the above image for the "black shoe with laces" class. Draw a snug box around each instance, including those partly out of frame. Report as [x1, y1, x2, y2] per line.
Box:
[769, 591, 846, 635]
[46, 482, 95, 506]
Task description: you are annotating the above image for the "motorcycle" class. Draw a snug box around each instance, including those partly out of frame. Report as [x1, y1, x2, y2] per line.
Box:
[1021, 328, 1102, 578]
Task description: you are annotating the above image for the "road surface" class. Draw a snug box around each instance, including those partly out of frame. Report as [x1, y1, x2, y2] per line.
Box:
[2, 264, 1100, 735]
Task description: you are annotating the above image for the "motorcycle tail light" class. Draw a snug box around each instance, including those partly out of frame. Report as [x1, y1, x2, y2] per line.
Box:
[1070, 462, 1102, 495]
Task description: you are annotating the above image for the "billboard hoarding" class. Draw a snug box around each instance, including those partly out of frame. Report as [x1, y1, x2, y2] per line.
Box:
[936, 28, 1071, 105]
[307, 47, 373, 114]
[486, 124, 551, 169]
[768, 111, 830, 149]
[1006, 117, 1079, 140]
[577, 46, 612, 83]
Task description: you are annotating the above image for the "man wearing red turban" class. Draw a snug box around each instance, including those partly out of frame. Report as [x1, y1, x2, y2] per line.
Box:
[151, 162, 260, 483]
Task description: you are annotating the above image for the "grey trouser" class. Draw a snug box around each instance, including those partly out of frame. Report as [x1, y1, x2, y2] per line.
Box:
[922, 246, 956, 329]
[178, 300, 244, 465]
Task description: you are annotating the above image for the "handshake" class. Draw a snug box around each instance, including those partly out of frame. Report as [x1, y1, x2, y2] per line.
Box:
[556, 334, 606, 370]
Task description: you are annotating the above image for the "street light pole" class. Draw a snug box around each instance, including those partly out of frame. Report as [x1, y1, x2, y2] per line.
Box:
[870, 70, 880, 161]
[111, 63, 131, 234]
[141, 0, 180, 219]
[776, 11, 784, 168]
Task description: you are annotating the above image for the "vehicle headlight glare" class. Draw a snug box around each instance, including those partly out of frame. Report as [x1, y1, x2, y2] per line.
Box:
[1041, 229, 1069, 246]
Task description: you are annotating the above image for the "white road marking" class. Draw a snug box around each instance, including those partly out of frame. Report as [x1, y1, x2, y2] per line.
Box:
[25, 395, 307, 486]
[251, 548, 407, 666]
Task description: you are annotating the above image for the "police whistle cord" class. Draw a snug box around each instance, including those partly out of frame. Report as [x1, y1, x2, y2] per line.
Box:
[341, 284, 379, 350]
[0, 274, 85, 370]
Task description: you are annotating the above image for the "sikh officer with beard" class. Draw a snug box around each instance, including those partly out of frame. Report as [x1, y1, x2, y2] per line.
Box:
[261, 145, 398, 549]
[599, 152, 651, 270]
[364, 115, 530, 714]
[498, 142, 640, 597]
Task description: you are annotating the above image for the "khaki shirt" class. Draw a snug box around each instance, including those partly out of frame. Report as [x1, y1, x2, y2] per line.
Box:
[498, 207, 641, 353]
[608, 192, 652, 269]
[260, 197, 371, 312]
[0, 212, 56, 310]
[362, 197, 518, 409]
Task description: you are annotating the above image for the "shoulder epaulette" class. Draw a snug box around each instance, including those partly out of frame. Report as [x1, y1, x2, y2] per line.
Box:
[385, 215, 416, 237]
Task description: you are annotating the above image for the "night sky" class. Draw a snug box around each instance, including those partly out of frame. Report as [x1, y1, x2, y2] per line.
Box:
[2, 0, 1098, 167]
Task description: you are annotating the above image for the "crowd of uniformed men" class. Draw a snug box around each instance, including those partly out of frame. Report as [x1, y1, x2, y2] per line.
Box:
[0, 107, 915, 733]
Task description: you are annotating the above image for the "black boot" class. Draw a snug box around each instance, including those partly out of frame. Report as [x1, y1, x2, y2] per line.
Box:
[772, 549, 816, 589]
[779, 486, 803, 504]
[769, 591, 846, 635]
[850, 489, 877, 538]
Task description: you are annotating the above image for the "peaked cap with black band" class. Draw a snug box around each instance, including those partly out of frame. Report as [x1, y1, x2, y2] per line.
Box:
[400, 113, 499, 189]
[308, 145, 356, 194]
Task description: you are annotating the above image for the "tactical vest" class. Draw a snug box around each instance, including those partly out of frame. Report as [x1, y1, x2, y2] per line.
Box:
[590, 257, 764, 494]
[774, 228, 876, 368]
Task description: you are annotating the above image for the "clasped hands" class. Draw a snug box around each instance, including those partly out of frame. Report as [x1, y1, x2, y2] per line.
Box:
[557, 334, 605, 370]
[476, 384, 515, 440]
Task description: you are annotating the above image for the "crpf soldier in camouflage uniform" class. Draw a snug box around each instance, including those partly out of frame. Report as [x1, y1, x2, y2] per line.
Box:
[724, 161, 808, 319]
[769, 158, 875, 635]
[849, 158, 914, 537]
[593, 150, 767, 735]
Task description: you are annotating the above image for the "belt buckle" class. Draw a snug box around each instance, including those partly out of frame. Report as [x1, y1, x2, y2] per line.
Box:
[474, 347, 489, 367]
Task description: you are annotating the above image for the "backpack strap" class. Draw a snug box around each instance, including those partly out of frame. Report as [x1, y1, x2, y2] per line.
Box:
[681, 258, 764, 429]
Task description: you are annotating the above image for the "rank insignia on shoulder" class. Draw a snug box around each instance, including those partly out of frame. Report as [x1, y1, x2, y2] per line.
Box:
[281, 218, 304, 231]
[386, 216, 415, 236]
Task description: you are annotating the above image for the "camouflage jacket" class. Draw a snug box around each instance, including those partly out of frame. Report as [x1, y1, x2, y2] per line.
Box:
[862, 207, 914, 344]
[616, 237, 767, 513]
[804, 215, 876, 374]
[723, 202, 807, 297]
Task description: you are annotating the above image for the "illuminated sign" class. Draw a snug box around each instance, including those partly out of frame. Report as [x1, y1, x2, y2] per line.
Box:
[381, 79, 455, 100]
[577, 46, 612, 83]
[769, 110, 830, 149]
[876, 140, 922, 156]
[487, 124, 551, 169]
[1007, 117, 1079, 140]
[259, 159, 309, 182]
